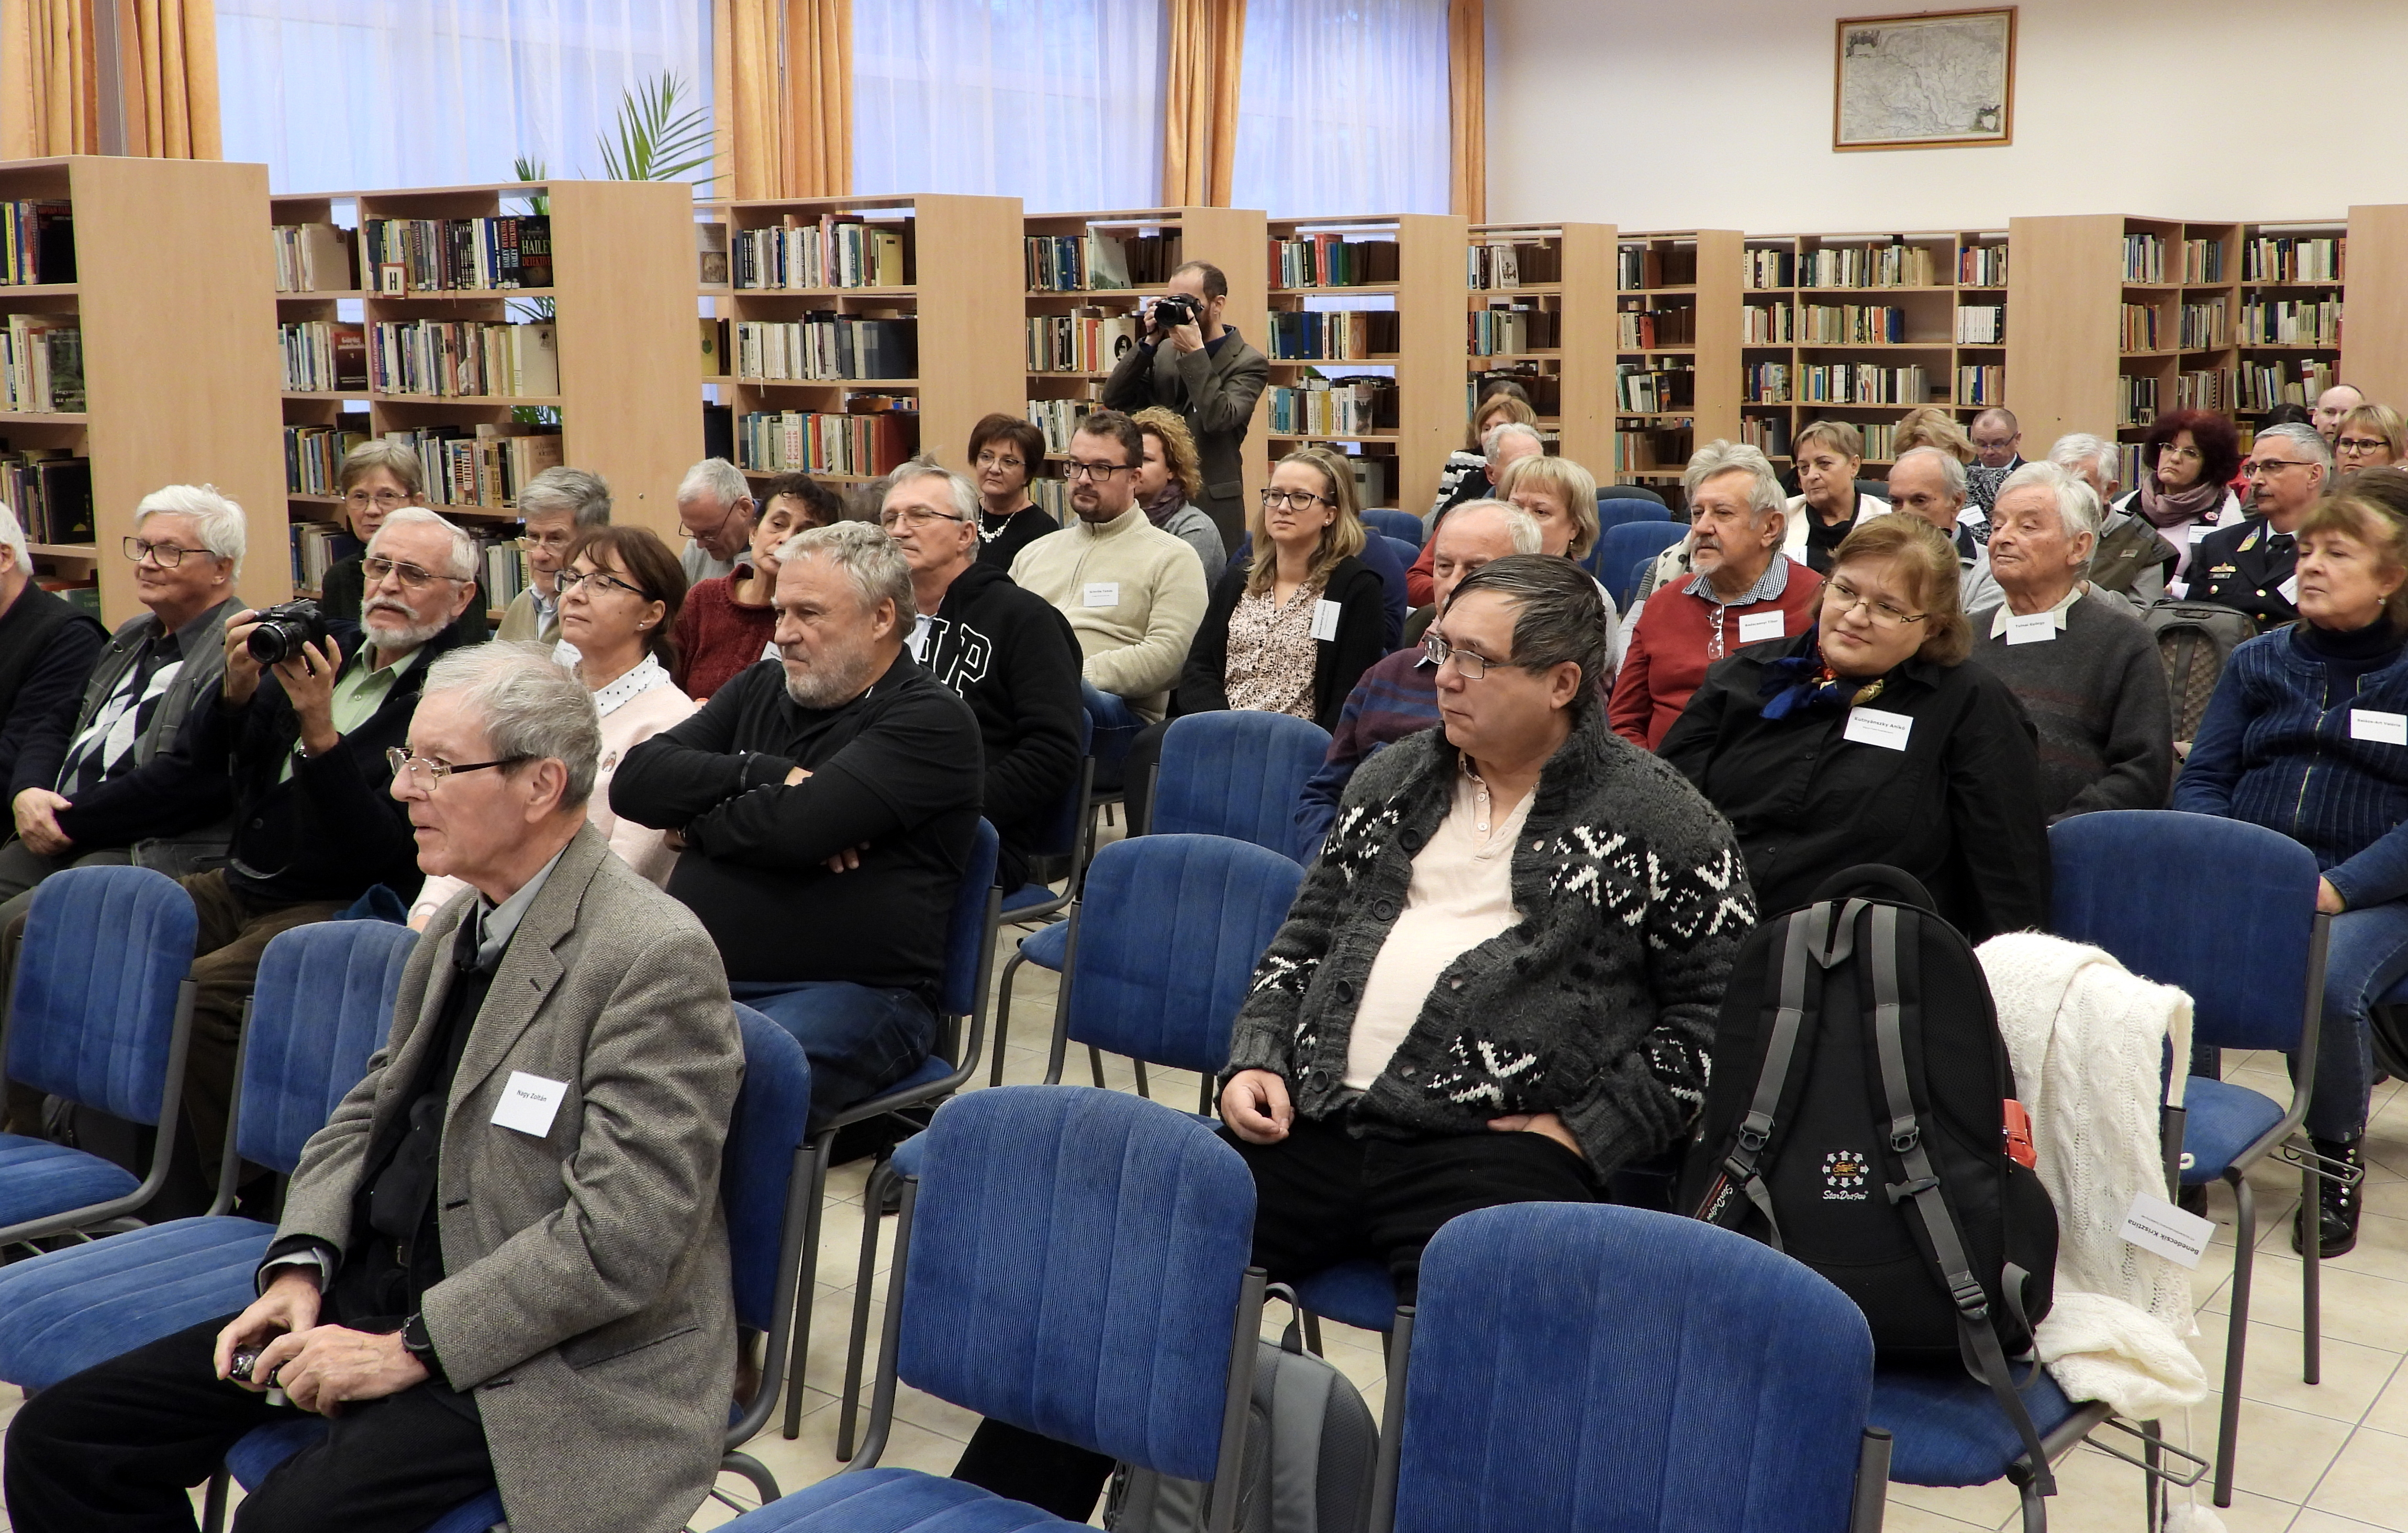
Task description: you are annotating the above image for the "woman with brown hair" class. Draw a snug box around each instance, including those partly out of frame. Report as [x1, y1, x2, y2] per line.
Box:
[2109, 407, 2244, 591]
[672, 472, 838, 699]
[967, 412, 1057, 569]
[1660, 514, 2047, 941]
[318, 438, 489, 643]
[1129, 405, 1229, 580]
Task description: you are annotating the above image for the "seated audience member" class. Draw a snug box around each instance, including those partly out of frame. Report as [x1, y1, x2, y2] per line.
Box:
[2192, 422, 2331, 628]
[1009, 410, 1209, 780]
[674, 471, 840, 699]
[0, 507, 105, 799]
[967, 413, 1058, 570]
[1785, 420, 1889, 574]
[319, 440, 489, 644]
[1130, 405, 1231, 581]
[612, 522, 982, 1125]
[1966, 407, 2026, 525]
[1293, 500, 1541, 850]
[1426, 386, 1537, 523]
[2111, 409, 2244, 595]
[675, 456, 760, 585]
[2315, 384, 2368, 445]
[2050, 432, 2176, 601]
[1660, 516, 2048, 942]
[1895, 405, 1977, 464]
[409, 529, 694, 927]
[4, 643, 742, 1533]
[2173, 488, 2408, 1258]
[1406, 421, 1546, 605]
[954, 555, 1752, 1521]
[1887, 445, 2003, 611]
[1610, 441, 1822, 749]
[1967, 463, 2172, 819]
[881, 457, 1082, 893]
[2334, 402, 2407, 475]
[494, 466, 611, 645]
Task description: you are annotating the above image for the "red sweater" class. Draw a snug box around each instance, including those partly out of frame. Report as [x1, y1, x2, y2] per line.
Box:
[1610, 560, 1824, 748]
[674, 576, 779, 699]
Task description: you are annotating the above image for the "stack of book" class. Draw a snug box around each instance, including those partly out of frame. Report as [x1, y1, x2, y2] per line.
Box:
[1743, 249, 1797, 289]
[368, 319, 560, 397]
[2117, 373, 2159, 428]
[0, 449, 91, 541]
[0, 202, 73, 285]
[280, 320, 369, 393]
[2177, 366, 2232, 412]
[1616, 362, 1695, 413]
[1740, 414, 1791, 457]
[288, 520, 359, 594]
[274, 223, 358, 292]
[2177, 299, 2225, 350]
[2122, 233, 2166, 285]
[1744, 304, 1796, 344]
[1467, 242, 1562, 290]
[1955, 364, 2006, 406]
[734, 315, 917, 381]
[1025, 398, 1095, 453]
[1028, 309, 1140, 374]
[1269, 377, 1399, 435]
[1024, 231, 1164, 292]
[0, 316, 83, 412]
[2118, 303, 2161, 352]
[1745, 362, 1792, 404]
[477, 535, 529, 609]
[1960, 246, 2009, 287]
[1614, 423, 1694, 473]
[383, 424, 564, 508]
[285, 424, 368, 494]
[1799, 244, 1934, 289]
[1956, 305, 2006, 344]
[734, 405, 917, 477]
[1279, 310, 1403, 360]
[1618, 244, 1697, 289]
[1860, 423, 1899, 461]
[2238, 298, 2342, 347]
[1617, 306, 1696, 348]
[1798, 363, 1926, 406]
[2243, 237, 2344, 283]
[732, 217, 909, 289]
[2180, 239, 2222, 285]
[361, 215, 552, 292]
[1270, 236, 1400, 288]
[1801, 304, 1907, 344]
[2237, 357, 2337, 412]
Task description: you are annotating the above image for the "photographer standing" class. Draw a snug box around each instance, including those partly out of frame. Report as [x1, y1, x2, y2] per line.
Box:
[1103, 260, 1268, 544]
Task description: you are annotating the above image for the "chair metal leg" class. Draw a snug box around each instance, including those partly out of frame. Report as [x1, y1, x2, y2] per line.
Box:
[1089, 1045, 1106, 1088]
[836, 1157, 894, 1461]
[1300, 1309, 1324, 1356]
[2215, 1171, 2255, 1507]
[2143, 1417, 2161, 1530]
[781, 1132, 838, 1440]
[720, 1450, 782, 1505]
[1849, 1427, 1892, 1533]
[202, 1469, 230, 1533]
[2302, 1154, 2323, 1386]
[989, 949, 1030, 1088]
[1132, 1060, 1150, 1100]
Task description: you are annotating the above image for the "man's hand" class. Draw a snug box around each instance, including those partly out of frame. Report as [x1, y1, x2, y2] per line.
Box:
[1220, 1069, 1293, 1145]
[214, 1269, 323, 1386]
[220, 610, 266, 707]
[1165, 318, 1206, 355]
[1488, 1111, 1585, 1161]
[263, 1326, 429, 1417]
[824, 843, 866, 874]
[2318, 877, 2347, 916]
[783, 766, 812, 786]
[277, 636, 345, 757]
[12, 788, 71, 856]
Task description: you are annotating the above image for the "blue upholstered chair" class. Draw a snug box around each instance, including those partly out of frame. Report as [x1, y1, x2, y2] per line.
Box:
[1595, 519, 1687, 608]
[1595, 495, 1673, 538]
[1362, 507, 1425, 549]
[0, 918, 416, 1393]
[1372, 1203, 1883, 1533]
[1148, 710, 1332, 861]
[727, 1086, 1267, 1533]
[0, 865, 198, 1247]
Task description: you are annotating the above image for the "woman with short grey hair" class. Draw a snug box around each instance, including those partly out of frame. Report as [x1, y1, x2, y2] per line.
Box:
[320, 440, 489, 643]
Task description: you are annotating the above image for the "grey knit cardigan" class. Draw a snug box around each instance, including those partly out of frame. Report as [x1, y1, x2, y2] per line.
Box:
[1223, 703, 1757, 1174]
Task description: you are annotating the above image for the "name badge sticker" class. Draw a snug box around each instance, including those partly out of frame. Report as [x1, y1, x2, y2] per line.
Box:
[2351, 709, 2408, 745]
[1310, 599, 1343, 642]
[490, 1071, 570, 1138]
[2003, 612, 2057, 646]
[1843, 708, 1914, 751]
[2120, 1191, 2214, 1269]
[1082, 582, 1120, 608]
[1736, 610, 1786, 645]
[2279, 573, 2301, 605]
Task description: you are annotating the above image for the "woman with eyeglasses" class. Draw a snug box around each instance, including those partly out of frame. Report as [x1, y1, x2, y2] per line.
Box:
[1659, 515, 2048, 941]
[2108, 408, 2243, 594]
[316, 438, 490, 643]
[967, 413, 1058, 569]
[406, 527, 693, 930]
[672, 471, 838, 699]
[2335, 404, 2407, 476]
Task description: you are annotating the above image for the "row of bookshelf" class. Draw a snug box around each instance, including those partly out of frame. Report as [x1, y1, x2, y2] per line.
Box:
[731, 316, 917, 383]
[731, 217, 908, 290]
[1, 316, 83, 413]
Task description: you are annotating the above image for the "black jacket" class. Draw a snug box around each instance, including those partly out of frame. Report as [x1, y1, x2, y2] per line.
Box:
[974, 507, 1059, 573]
[1177, 555, 1387, 733]
[1657, 629, 2050, 942]
[2189, 515, 2299, 629]
[194, 623, 475, 907]
[0, 579, 105, 796]
[919, 562, 1084, 890]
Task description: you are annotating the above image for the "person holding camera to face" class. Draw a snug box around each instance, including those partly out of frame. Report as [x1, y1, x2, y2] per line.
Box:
[1102, 259, 1269, 545]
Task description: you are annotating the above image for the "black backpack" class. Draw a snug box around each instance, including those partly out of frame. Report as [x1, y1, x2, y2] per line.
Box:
[2139, 599, 2257, 746]
[1678, 866, 2062, 1489]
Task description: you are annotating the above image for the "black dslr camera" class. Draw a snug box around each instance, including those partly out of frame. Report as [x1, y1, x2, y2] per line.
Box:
[1151, 294, 1200, 333]
[247, 599, 330, 665]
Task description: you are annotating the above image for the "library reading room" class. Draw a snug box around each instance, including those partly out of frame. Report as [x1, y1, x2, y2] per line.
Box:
[5, 3, 2408, 1531]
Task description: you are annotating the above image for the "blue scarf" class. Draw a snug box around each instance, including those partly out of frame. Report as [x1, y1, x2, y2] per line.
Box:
[1757, 628, 1885, 720]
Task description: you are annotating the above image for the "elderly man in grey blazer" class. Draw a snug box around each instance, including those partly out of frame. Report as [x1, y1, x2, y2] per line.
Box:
[5, 642, 743, 1533]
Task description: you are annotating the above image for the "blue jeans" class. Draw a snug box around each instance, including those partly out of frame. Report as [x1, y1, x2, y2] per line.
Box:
[731, 980, 935, 1129]
[1080, 680, 1144, 787]
[2297, 898, 2408, 1141]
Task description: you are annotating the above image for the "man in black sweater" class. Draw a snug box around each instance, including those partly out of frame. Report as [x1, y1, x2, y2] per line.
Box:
[0, 504, 105, 800]
[612, 520, 982, 1126]
[880, 457, 1081, 893]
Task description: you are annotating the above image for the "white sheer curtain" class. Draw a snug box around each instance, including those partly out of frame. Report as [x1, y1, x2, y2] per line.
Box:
[1232, 0, 1448, 218]
[853, 0, 1166, 212]
[216, 0, 709, 194]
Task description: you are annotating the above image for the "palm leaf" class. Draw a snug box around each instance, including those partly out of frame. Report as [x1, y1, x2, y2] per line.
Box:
[598, 71, 720, 186]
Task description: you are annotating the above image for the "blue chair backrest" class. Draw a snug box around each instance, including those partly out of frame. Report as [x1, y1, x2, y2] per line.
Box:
[724, 1005, 812, 1333]
[1066, 835, 1305, 1076]
[1398, 1203, 1873, 1533]
[2049, 810, 2323, 1051]
[1596, 520, 1687, 606]
[898, 1086, 1256, 1482]
[1029, 712, 1096, 864]
[238, 921, 418, 1174]
[1154, 711, 1332, 861]
[7, 865, 197, 1124]
[1596, 497, 1672, 538]
[936, 819, 1002, 1023]
[1362, 508, 1424, 549]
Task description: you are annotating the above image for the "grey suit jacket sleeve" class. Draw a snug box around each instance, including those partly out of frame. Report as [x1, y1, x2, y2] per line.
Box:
[1178, 337, 1268, 439]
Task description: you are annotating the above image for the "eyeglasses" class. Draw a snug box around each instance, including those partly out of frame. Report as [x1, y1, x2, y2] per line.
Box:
[362, 556, 471, 591]
[516, 531, 578, 552]
[1259, 489, 1330, 510]
[878, 506, 971, 530]
[974, 450, 1027, 473]
[122, 537, 204, 567]
[1063, 460, 1136, 482]
[2157, 445, 2203, 463]
[556, 568, 645, 599]
[384, 748, 531, 787]
[1419, 632, 1523, 681]
[343, 489, 410, 510]
[1824, 578, 1927, 630]
[2243, 458, 2313, 478]
[2337, 437, 2391, 455]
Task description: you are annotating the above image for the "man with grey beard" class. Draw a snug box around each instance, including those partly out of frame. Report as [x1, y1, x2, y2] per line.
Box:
[612, 521, 982, 1126]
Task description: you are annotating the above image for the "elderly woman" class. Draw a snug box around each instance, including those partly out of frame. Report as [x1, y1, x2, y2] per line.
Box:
[967, 413, 1057, 569]
[954, 555, 1753, 1523]
[1129, 405, 1229, 581]
[408, 528, 695, 929]
[2109, 408, 2244, 594]
[1894, 405, 1976, 464]
[1785, 420, 1889, 574]
[1968, 463, 2171, 819]
[672, 471, 839, 699]
[2334, 402, 2408, 476]
[2049, 432, 2176, 601]
[318, 438, 489, 643]
[1427, 385, 1537, 522]
[1611, 440, 1822, 748]
[1661, 516, 2048, 941]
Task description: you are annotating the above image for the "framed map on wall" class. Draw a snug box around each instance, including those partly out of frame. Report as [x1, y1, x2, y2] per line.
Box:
[1834, 7, 2016, 151]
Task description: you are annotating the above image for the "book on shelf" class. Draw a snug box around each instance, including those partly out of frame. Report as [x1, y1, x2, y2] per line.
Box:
[1956, 305, 2005, 344]
[479, 534, 530, 608]
[1741, 413, 1791, 457]
[1, 316, 83, 412]
[1959, 246, 2009, 288]
[2177, 298, 2227, 350]
[1345, 454, 1392, 510]
[285, 423, 370, 495]
[1025, 397, 1096, 453]
[1798, 244, 1933, 289]
[734, 406, 917, 477]
[2238, 298, 2342, 347]
[1269, 376, 1399, 435]
[2117, 443, 2146, 493]
[2117, 374, 2159, 429]
[1955, 364, 2006, 406]
[0, 202, 74, 286]
[1274, 309, 1403, 361]
[732, 217, 909, 290]
[1468, 367, 1559, 416]
[2122, 233, 2166, 285]
[273, 223, 358, 293]
[2177, 366, 2232, 412]
[698, 222, 730, 286]
[1800, 304, 1906, 345]
[2236, 356, 2337, 412]
[1270, 235, 1400, 289]
[1745, 362, 1793, 404]
[2242, 236, 2344, 284]
[1618, 244, 1698, 290]
[1797, 363, 1927, 406]
[0, 450, 92, 542]
[1614, 423, 1694, 473]
[703, 401, 734, 462]
[1744, 249, 1797, 290]
[368, 318, 558, 397]
[383, 423, 564, 508]
[288, 519, 361, 593]
[1028, 309, 1141, 373]
[362, 215, 552, 293]
[1024, 230, 1168, 292]
[701, 317, 730, 377]
[2118, 303, 2161, 352]
[1615, 362, 1695, 413]
[1744, 304, 1796, 344]
[1617, 305, 1696, 348]
[1859, 423, 1898, 460]
[734, 314, 918, 381]
[2180, 239, 2223, 285]
[280, 320, 370, 393]
[1467, 241, 1563, 290]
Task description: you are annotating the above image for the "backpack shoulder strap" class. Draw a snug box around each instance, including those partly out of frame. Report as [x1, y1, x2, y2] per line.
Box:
[1265, 1342, 1336, 1533]
[1866, 904, 2057, 1498]
[1700, 903, 1828, 1247]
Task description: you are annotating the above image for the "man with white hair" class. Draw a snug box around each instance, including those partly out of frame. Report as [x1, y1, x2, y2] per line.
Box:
[613, 520, 982, 1125]
[2315, 384, 2367, 446]
[1408, 420, 1546, 605]
[1969, 463, 2172, 818]
[0, 500, 105, 810]
[2192, 421, 2331, 626]
[2048, 433, 2175, 600]
[1964, 407, 2026, 531]
[675, 456, 758, 585]
[1886, 445, 2002, 612]
[495, 466, 610, 645]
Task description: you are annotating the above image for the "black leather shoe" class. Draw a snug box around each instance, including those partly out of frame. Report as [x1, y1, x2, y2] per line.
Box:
[2291, 1136, 2364, 1258]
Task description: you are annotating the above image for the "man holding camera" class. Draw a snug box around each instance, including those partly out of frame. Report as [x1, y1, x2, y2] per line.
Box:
[1102, 260, 1268, 543]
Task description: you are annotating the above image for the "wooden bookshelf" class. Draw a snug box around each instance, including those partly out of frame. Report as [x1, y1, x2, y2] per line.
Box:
[2234, 219, 2345, 427]
[1265, 212, 1467, 514]
[1022, 206, 1268, 535]
[1467, 221, 1615, 474]
[1616, 229, 1741, 502]
[2343, 204, 2408, 413]
[0, 156, 286, 622]
[718, 192, 1021, 494]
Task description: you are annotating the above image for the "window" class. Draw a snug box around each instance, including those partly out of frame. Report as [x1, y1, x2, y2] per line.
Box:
[1232, 0, 1449, 218]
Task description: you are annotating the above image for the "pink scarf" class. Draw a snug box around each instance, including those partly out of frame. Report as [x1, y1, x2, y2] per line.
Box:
[2138, 474, 2223, 531]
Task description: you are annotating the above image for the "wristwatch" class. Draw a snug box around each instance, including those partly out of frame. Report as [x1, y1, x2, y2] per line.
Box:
[400, 1312, 438, 1367]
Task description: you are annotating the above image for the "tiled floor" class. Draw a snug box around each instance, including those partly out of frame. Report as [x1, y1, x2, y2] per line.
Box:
[5, 940, 2408, 1531]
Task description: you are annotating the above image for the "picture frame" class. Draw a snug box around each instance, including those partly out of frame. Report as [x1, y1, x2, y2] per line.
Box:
[1834, 7, 2017, 152]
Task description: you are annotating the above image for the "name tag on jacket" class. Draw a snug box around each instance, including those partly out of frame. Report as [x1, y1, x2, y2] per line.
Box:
[492, 1071, 570, 1137]
[2351, 710, 2408, 746]
[1737, 610, 1786, 645]
[1843, 708, 1914, 751]
[1083, 583, 1119, 608]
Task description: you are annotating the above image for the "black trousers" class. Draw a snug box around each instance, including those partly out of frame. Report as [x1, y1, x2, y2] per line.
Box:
[953, 1117, 1600, 1520]
[5, 1315, 495, 1533]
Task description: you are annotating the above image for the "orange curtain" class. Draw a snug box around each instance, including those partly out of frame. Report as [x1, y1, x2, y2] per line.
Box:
[1, 0, 217, 160]
[1448, 0, 1485, 222]
[1163, 0, 1244, 207]
[121, 0, 220, 158]
[2, 0, 98, 159]
[718, 0, 851, 200]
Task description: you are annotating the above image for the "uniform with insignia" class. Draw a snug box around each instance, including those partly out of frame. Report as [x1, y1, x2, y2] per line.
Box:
[2189, 514, 2299, 628]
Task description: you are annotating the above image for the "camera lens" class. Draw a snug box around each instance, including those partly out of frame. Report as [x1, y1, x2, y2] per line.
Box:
[247, 620, 296, 665]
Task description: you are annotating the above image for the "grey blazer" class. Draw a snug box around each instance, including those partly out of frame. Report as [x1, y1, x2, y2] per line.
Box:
[277, 824, 743, 1533]
[1105, 324, 1269, 540]
[72, 597, 237, 873]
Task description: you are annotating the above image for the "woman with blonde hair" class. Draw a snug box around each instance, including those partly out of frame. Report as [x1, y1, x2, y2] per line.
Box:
[2334, 402, 2408, 476]
[1129, 405, 1229, 579]
[1497, 451, 1601, 562]
[1894, 405, 1976, 463]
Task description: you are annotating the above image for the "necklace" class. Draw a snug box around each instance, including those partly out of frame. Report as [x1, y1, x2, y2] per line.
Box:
[977, 506, 1025, 544]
